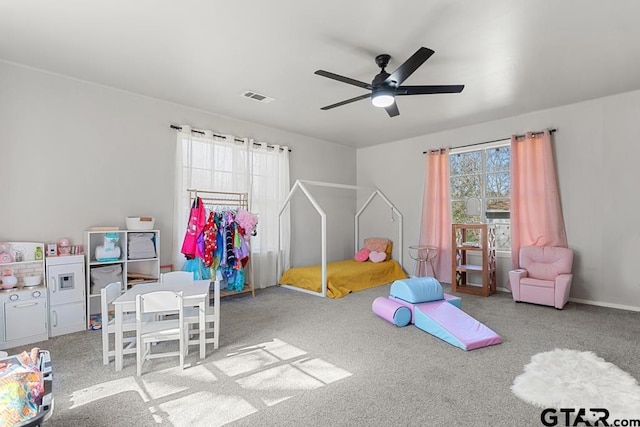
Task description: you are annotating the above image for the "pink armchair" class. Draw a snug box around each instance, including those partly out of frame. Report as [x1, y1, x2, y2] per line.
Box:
[509, 246, 574, 309]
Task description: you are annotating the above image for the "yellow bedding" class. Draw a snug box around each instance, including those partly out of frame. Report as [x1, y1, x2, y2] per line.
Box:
[278, 259, 408, 298]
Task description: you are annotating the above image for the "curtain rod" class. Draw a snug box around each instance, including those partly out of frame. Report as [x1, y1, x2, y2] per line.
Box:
[170, 124, 292, 152]
[422, 128, 557, 154]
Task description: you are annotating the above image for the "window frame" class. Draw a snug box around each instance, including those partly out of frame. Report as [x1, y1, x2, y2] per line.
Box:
[450, 140, 511, 251]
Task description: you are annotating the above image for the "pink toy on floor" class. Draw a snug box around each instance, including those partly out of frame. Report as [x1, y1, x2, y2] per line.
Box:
[372, 297, 412, 326]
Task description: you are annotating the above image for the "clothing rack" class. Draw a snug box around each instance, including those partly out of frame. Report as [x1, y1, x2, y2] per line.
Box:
[187, 189, 249, 210]
[187, 188, 255, 297]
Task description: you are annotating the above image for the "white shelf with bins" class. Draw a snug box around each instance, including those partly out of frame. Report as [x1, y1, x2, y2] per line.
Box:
[84, 230, 160, 327]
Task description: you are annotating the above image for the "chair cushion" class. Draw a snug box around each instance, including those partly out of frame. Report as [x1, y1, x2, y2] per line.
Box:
[521, 277, 554, 289]
[519, 246, 573, 281]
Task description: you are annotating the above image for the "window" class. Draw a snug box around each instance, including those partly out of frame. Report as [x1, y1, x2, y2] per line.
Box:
[174, 131, 290, 288]
[450, 143, 511, 250]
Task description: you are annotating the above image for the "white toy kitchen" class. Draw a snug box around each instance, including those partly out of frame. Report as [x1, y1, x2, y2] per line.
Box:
[0, 241, 86, 350]
[46, 254, 86, 337]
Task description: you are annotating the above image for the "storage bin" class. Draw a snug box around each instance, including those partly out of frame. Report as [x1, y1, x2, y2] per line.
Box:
[125, 217, 155, 230]
[90, 265, 123, 294]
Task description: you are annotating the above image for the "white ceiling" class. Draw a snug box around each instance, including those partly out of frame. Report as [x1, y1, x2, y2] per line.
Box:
[2, 1, 640, 149]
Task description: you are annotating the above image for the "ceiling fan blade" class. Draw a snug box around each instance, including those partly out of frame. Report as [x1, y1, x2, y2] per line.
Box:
[385, 102, 400, 117]
[396, 84, 465, 95]
[314, 70, 373, 90]
[385, 47, 434, 86]
[320, 93, 372, 110]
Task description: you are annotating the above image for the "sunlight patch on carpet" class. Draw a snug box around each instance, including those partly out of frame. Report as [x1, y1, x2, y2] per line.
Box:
[262, 395, 292, 406]
[158, 391, 257, 427]
[70, 377, 148, 408]
[259, 338, 307, 360]
[213, 348, 280, 377]
[67, 338, 352, 424]
[512, 348, 640, 420]
[237, 364, 325, 391]
[142, 364, 218, 399]
[293, 357, 352, 384]
[213, 338, 308, 377]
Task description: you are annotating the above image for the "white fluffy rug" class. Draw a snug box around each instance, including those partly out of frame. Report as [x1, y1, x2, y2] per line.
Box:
[512, 349, 640, 420]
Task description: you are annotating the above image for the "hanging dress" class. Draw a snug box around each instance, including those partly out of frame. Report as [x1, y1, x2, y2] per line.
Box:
[181, 197, 206, 259]
[202, 211, 217, 267]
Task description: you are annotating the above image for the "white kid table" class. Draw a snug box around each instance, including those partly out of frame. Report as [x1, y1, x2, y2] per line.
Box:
[113, 279, 209, 371]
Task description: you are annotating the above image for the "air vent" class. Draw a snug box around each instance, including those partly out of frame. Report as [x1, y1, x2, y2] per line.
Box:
[241, 90, 275, 104]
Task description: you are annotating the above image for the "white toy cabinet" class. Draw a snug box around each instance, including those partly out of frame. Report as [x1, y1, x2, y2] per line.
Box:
[84, 230, 160, 327]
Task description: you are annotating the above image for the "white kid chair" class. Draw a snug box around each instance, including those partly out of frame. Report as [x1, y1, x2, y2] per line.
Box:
[184, 279, 220, 350]
[161, 271, 219, 351]
[101, 282, 138, 365]
[158, 270, 195, 320]
[135, 290, 188, 376]
[160, 271, 195, 284]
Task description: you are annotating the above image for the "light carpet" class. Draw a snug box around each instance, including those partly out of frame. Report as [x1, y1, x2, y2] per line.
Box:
[511, 348, 640, 421]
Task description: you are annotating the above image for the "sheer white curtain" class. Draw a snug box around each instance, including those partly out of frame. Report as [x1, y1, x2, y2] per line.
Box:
[173, 126, 290, 288]
[248, 141, 290, 288]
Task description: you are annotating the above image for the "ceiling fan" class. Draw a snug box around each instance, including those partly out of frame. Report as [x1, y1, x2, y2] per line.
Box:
[314, 47, 464, 117]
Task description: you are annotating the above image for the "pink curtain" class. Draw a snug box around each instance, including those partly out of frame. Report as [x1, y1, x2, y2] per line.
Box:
[420, 148, 452, 283]
[510, 130, 567, 271]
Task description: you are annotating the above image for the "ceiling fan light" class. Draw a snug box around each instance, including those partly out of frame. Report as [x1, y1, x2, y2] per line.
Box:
[371, 90, 395, 108]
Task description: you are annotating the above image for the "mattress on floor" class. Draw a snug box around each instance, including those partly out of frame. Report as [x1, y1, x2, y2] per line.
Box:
[279, 259, 408, 298]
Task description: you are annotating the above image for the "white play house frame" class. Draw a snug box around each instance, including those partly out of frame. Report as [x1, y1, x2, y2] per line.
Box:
[278, 179, 403, 297]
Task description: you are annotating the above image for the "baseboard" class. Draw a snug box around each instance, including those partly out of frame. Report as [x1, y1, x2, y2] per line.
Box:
[567, 297, 640, 313]
[494, 286, 640, 312]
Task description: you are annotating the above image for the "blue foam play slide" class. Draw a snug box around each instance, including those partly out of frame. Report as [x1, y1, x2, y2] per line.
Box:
[387, 276, 501, 350]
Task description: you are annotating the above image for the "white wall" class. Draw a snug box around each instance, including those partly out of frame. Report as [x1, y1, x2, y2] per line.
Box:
[0, 61, 356, 277]
[8, 59, 638, 308]
[357, 90, 640, 311]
